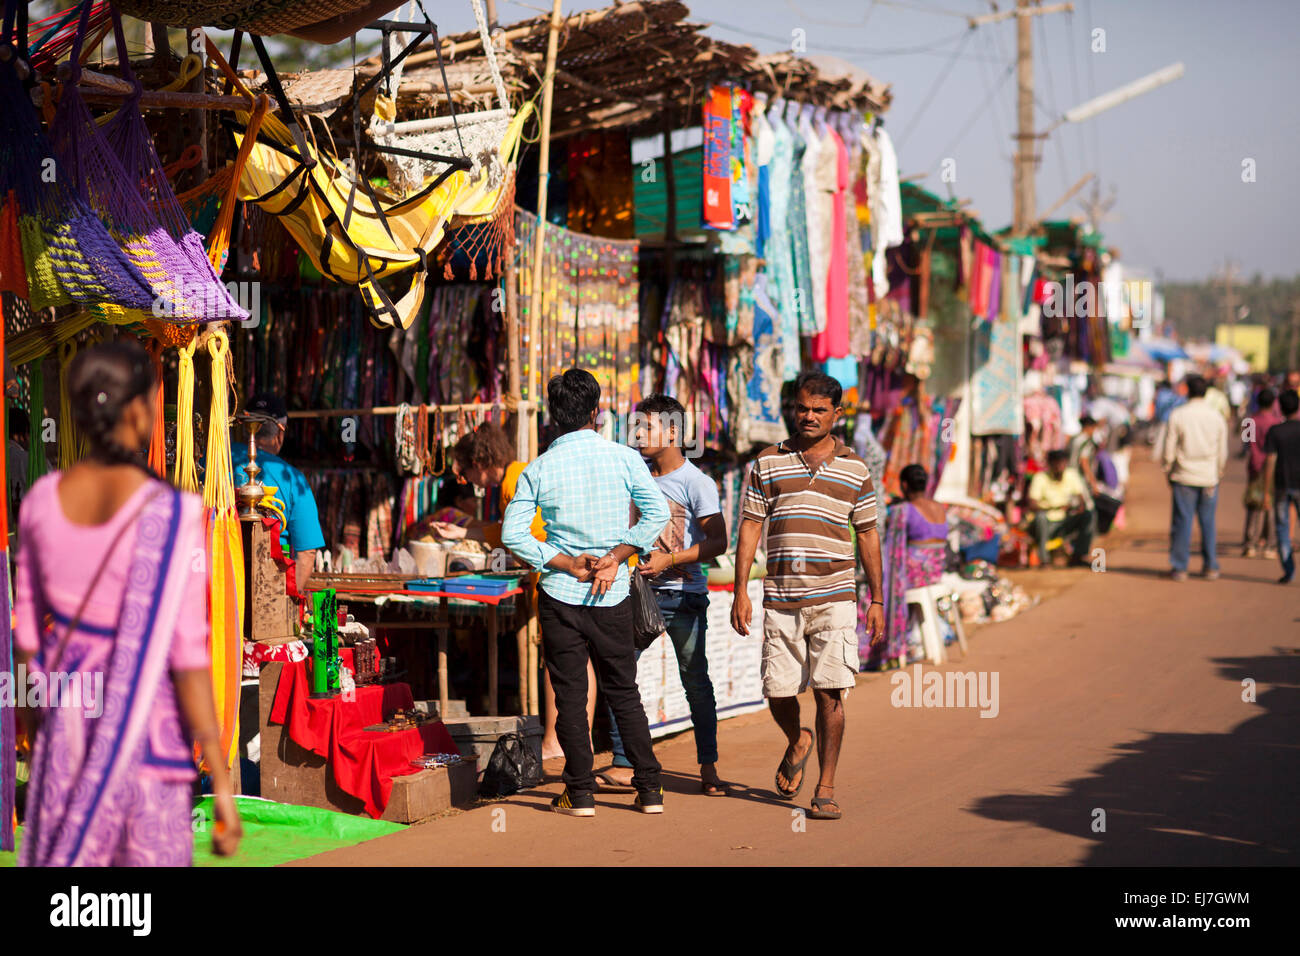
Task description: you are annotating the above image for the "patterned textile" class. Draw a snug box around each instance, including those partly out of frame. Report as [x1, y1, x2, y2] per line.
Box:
[905, 543, 946, 589]
[860, 503, 908, 668]
[788, 130, 817, 335]
[970, 263, 1024, 436]
[764, 107, 801, 380]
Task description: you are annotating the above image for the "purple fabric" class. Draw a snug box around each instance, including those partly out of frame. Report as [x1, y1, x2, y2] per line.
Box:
[904, 502, 948, 541]
[19, 484, 199, 868]
[860, 503, 909, 668]
[1, 560, 14, 853]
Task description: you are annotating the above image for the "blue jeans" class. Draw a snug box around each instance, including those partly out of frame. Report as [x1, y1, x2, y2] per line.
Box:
[607, 589, 718, 768]
[1170, 482, 1219, 573]
[1275, 489, 1300, 580]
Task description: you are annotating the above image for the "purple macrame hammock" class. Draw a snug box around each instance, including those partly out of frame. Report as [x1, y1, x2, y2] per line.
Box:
[0, 9, 155, 312]
[48, 1, 247, 322]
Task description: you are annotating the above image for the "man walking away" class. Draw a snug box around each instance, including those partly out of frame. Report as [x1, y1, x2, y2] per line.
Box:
[1027, 450, 1096, 567]
[502, 370, 670, 817]
[1263, 389, 1300, 584]
[1243, 387, 1281, 557]
[1162, 374, 1228, 581]
[602, 394, 730, 795]
[731, 372, 885, 821]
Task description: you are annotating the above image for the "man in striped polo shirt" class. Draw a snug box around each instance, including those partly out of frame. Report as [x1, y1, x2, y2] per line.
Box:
[731, 372, 885, 821]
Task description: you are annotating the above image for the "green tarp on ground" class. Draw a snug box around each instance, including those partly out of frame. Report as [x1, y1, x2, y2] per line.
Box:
[0, 796, 404, 867]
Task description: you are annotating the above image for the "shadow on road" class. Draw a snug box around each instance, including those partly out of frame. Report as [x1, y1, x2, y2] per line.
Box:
[968, 651, 1300, 865]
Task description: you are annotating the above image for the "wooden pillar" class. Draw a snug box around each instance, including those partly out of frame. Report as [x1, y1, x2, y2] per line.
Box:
[528, 0, 563, 461]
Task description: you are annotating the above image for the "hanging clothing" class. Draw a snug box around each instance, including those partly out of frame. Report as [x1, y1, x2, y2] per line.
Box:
[812, 127, 851, 361]
[798, 108, 827, 334]
[766, 105, 801, 380]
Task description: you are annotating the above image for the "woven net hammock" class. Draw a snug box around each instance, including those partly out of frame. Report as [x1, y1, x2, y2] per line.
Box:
[47, 4, 248, 323]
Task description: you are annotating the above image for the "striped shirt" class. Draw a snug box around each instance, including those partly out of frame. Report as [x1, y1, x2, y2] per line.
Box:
[742, 440, 878, 609]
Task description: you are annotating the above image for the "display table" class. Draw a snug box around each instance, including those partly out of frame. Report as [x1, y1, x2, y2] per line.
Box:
[268, 659, 460, 818]
[306, 578, 528, 718]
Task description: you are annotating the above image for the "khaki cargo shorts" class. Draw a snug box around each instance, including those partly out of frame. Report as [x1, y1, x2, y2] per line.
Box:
[760, 600, 859, 698]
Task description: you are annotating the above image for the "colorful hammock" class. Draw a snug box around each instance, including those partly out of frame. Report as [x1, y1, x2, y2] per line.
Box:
[48, 3, 248, 323]
[212, 36, 530, 329]
[0, 24, 153, 313]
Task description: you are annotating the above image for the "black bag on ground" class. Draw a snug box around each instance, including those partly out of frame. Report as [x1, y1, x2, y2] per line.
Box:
[629, 571, 667, 651]
[478, 732, 542, 797]
[1094, 493, 1121, 535]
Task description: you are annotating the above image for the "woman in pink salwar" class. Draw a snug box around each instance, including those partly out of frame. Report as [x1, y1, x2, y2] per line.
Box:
[14, 342, 241, 866]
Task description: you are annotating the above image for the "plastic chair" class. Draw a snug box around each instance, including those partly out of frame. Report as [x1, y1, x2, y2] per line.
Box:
[904, 583, 969, 664]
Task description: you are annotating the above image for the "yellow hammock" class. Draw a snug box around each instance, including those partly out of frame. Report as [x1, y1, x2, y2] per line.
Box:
[224, 63, 531, 329]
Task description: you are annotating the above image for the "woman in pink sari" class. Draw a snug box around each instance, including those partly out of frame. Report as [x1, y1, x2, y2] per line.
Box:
[14, 341, 241, 865]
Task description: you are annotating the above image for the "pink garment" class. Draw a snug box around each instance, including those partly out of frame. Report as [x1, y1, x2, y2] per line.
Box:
[812, 128, 850, 361]
[1249, 408, 1283, 475]
[15, 473, 210, 783]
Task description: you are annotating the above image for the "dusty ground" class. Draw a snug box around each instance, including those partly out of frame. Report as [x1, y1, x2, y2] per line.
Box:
[294, 452, 1300, 866]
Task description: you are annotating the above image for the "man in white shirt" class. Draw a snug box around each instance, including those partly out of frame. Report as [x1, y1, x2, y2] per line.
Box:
[1161, 375, 1228, 581]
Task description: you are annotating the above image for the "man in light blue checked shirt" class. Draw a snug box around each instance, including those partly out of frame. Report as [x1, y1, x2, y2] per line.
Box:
[502, 369, 670, 816]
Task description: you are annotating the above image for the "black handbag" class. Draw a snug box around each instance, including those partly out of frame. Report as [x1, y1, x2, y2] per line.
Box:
[478, 732, 542, 797]
[629, 571, 667, 652]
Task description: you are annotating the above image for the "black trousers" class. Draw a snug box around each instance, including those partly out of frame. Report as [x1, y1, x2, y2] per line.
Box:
[538, 590, 661, 796]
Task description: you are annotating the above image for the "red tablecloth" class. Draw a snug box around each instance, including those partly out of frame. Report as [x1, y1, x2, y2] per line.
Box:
[269, 660, 460, 818]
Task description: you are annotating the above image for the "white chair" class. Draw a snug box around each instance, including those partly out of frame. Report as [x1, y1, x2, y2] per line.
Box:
[903, 584, 969, 664]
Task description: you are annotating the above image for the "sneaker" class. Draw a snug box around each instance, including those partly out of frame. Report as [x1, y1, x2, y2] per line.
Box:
[551, 788, 595, 817]
[1203, 569, 1220, 580]
[1169, 570, 1188, 582]
[634, 787, 665, 814]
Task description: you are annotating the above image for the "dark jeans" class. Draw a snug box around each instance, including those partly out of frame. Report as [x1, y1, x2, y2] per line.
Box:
[608, 589, 718, 768]
[1170, 482, 1218, 573]
[1275, 488, 1300, 580]
[1031, 509, 1096, 564]
[537, 590, 661, 797]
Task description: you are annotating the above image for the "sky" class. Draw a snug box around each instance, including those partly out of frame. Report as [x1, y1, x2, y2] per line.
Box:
[430, 0, 1300, 283]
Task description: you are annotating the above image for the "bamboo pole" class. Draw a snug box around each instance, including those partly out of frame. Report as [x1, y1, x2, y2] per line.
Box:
[528, 0, 563, 461]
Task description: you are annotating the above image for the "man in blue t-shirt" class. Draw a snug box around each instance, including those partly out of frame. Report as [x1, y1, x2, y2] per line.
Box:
[232, 393, 326, 591]
[602, 394, 730, 796]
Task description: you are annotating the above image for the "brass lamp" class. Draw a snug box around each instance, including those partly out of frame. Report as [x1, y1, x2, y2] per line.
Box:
[234, 412, 277, 518]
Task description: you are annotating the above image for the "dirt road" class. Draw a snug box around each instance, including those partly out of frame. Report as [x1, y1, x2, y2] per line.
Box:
[296, 454, 1299, 866]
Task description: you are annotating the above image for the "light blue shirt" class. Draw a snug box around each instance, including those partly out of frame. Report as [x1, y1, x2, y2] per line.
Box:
[502, 428, 670, 607]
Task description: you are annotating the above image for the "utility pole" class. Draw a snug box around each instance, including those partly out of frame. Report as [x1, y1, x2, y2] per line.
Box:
[1286, 298, 1299, 371]
[972, 2, 1074, 235]
[1219, 259, 1239, 352]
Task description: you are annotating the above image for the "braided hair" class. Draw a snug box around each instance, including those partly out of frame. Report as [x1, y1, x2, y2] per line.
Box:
[66, 341, 159, 476]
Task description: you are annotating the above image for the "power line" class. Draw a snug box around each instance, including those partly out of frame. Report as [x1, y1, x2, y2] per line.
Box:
[1063, 10, 1090, 193]
[929, 61, 1015, 177]
[704, 21, 980, 57]
[1035, 11, 1071, 199]
[896, 28, 973, 149]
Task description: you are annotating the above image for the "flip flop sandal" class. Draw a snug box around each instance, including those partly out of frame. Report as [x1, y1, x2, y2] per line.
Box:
[808, 796, 842, 820]
[774, 727, 815, 799]
[701, 779, 731, 797]
[596, 771, 637, 793]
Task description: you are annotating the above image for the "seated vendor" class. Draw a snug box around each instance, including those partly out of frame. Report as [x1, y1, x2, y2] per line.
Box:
[1027, 449, 1096, 567]
[407, 422, 544, 549]
[232, 393, 326, 591]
